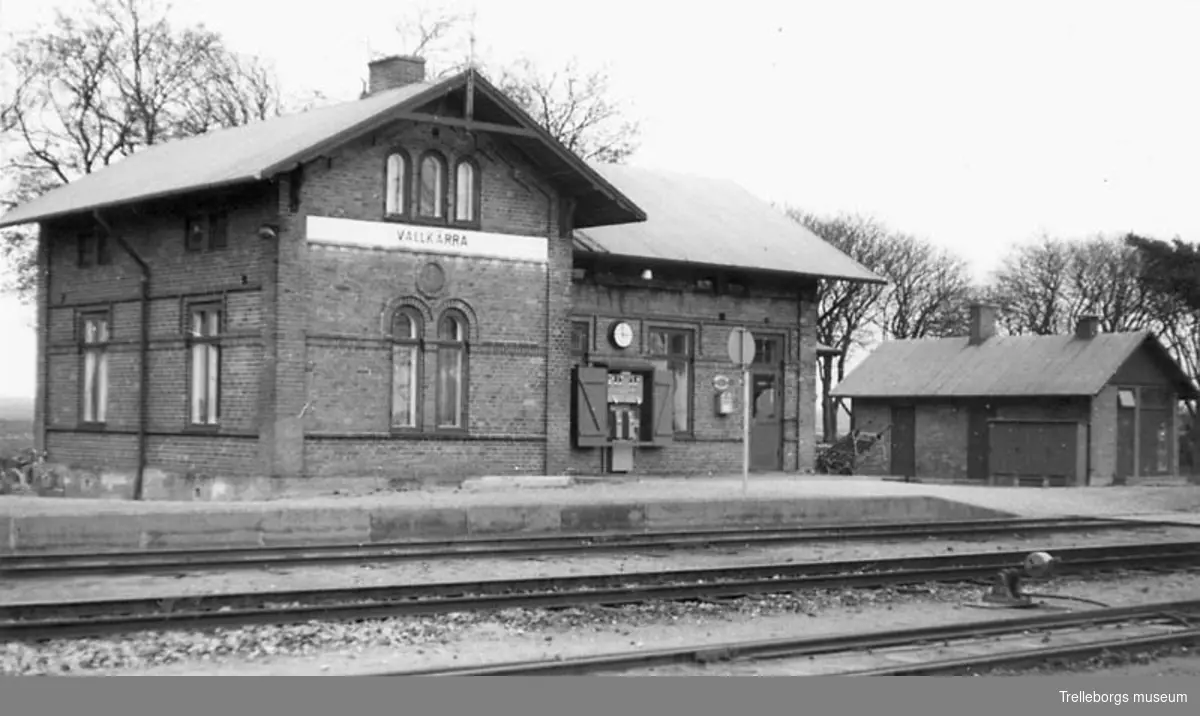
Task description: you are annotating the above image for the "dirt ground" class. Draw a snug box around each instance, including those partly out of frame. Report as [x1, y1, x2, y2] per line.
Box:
[5, 525, 1196, 604]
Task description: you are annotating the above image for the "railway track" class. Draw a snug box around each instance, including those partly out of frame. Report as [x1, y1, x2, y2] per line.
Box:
[2, 540, 1199, 643]
[372, 598, 1200, 676]
[0, 516, 1179, 579]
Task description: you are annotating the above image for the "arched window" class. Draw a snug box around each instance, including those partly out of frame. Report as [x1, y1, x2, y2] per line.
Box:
[435, 310, 468, 429]
[385, 152, 408, 216]
[391, 307, 423, 428]
[454, 160, 477, 223]
[418, 153, 447, 219]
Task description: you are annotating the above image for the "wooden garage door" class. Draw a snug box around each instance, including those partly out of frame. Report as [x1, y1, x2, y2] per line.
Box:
[988, 420, 1080, 486]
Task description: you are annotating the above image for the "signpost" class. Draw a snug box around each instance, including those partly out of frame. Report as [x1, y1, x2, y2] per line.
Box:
[727, 327, 756, 495]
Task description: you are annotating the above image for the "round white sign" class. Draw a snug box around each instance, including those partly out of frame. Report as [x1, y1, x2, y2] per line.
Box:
[727, 327, 756, 366]
[712, 375, 731, 392]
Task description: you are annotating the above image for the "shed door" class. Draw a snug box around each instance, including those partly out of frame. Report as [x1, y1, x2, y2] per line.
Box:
[1116, 391, 1136, 481]
[890, 405, 916, 478]
[966, 402, 990, 482]
[989, 421, 1078, 485]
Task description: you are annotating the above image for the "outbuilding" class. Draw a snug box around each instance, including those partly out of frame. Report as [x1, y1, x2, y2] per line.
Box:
[832, 304, 1200, 486]
[0, 56, 879, 500]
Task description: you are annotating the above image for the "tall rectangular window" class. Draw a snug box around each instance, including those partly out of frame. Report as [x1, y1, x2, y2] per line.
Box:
[80, 312, 110, 424]
[571, 320, 591, 357]
[189, 304, 222, 426]
[648, 327, 693, 435]
[391, 308, 422, 429]
[436, 312, 468, 429]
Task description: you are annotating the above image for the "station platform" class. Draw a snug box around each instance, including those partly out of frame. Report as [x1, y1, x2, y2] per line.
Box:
[2, 474, 1199, 555]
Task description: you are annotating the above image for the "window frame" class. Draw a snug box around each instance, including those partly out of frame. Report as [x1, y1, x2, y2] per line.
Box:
[751, 334, 786, 368]
[646, 326, 695, 436]
[1118, 388, 1137, 409]
[433, 309, 469, 431]
[186, 301, 224, 429]
[383, 150, 411, 219]
[452, 158, 481, 226]
[185, 212, 230, 252]
[78, 310, 111, 427]
[417, 151, 449, 221]
[76, 228, 113, 268]
[389, 307, 424, 431]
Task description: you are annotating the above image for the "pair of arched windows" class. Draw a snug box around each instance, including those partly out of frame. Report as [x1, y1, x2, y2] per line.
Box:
[391, 308, 468, 430]
[385, 152, 478, 223]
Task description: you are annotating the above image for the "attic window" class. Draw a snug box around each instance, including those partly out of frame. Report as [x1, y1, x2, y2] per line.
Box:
[418, 152, 447, 219]
[1118, 389, 1137, 409]
[185, 212, 229, 252]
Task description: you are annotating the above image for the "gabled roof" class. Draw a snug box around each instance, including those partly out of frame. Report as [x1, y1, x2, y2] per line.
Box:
[0, 70, 645, 230]
[572, 163, 883, 283]
[831, 331, 1200, 400]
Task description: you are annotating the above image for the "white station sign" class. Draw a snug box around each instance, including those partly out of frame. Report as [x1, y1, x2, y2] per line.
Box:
[305, 215, 549, 264]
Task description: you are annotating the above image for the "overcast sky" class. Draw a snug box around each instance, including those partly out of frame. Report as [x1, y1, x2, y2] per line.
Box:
[2, 0, 1199, 398]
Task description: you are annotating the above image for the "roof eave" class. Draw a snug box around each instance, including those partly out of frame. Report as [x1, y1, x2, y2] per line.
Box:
[467, 71, 647, 226]
[573, 247, 880, 284]
[0, 175, 267, 229]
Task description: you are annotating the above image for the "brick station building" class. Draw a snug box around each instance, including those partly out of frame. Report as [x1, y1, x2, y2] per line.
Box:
[1, 56, 879, 500]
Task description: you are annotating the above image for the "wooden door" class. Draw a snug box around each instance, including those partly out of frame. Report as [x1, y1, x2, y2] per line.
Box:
[890, 405, 917, 478]
[966, 402, 990, 481]
[1116, 390, 1136, 482]
[749, 372, 783, 471]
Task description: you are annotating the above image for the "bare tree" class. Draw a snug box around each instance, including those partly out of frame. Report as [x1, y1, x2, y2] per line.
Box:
[872, 233, 973, 340]
[389, 4, 642, 163]
[495, 59, 640, 163]
[789, 210, 891, 441]
[393, 3, 476, 76]
[1, 0, 292, 300]
[987, 235, 1074, 335]
[1063, 235, 1159, 333]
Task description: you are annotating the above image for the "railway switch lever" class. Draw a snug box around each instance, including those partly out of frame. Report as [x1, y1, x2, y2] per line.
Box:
[982, 551, 1058, 607]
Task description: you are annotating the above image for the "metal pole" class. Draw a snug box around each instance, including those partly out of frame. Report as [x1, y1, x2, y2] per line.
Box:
[743, 367, 751, 495]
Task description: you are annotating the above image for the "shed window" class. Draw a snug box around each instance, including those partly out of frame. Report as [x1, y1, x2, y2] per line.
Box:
[1118, 389, 1137, 409]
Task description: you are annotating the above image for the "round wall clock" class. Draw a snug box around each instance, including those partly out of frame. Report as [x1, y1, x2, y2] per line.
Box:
[610, 321, 634, 349]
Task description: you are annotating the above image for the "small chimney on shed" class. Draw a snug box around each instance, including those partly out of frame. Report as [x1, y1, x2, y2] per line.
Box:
[1075, 315, 1101, 340]
[968, 303, 998, 346]
[365, 55, 426, 96]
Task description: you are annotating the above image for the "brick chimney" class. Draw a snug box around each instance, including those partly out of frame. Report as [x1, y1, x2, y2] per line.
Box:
[968, 303, 998, 346]
[1075, 315, 1101, 340]
[366, 55, 426, 96]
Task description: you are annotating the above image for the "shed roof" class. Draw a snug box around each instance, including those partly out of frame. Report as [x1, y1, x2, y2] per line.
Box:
[831, 331, 1199, 400]
[573, 163, 884, 284]
[0, 71, 645, 230]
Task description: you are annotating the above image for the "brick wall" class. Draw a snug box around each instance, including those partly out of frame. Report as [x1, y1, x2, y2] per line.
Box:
[914, 403, 968, 479]
[848, 400, 891, 475]
[294, 120, 566, 484]
[567, 276, 818, 476]
[853, 397, 1098, 483]
[37, 185, 275, 497]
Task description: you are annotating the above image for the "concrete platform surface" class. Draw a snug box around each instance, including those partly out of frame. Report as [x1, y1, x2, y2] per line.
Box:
[2, 475, 1198, 554]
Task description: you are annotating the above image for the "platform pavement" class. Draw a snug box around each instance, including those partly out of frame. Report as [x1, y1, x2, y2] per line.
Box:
[1, 475, 1198, 555]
